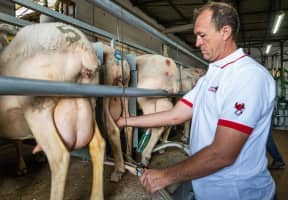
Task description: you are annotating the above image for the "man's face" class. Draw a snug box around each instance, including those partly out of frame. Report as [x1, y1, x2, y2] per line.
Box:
[194, 9, 224, 62]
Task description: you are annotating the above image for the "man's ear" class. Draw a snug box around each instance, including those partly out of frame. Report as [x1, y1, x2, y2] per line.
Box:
[221, 25, 233, 41]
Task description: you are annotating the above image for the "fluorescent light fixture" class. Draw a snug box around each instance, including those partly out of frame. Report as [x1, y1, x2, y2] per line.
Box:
[272, 11, 285, 34]
[265, 44, 272, 54]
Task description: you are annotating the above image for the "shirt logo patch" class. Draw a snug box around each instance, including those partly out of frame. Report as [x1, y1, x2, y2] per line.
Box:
[234, 102, 245, 116]
[208, 86, 218, 93]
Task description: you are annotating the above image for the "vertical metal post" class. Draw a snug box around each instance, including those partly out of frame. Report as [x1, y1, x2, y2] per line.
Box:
[126, 54, 138, 148]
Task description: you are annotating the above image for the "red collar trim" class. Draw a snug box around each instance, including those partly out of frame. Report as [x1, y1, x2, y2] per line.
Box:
[220, 54, 247, 69]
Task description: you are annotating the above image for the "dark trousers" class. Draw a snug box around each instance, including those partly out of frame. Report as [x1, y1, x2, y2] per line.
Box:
[266, 121, 284, 163]
[172, 181, 194, 200]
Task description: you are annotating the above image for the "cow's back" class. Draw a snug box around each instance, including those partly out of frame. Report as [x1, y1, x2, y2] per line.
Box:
[0, 22, 92, 64]
[180, 67, 206, 92]
[136, 54, 180, 94]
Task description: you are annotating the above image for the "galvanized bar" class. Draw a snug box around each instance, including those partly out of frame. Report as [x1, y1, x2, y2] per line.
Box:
[12, 0, 206, 67]
[0, 12, 32, 26]
[12, 0, 156, 54]
[0, 76, 174, 97]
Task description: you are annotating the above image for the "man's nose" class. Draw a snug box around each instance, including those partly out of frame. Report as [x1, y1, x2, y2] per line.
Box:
[195, 36, 202, 47]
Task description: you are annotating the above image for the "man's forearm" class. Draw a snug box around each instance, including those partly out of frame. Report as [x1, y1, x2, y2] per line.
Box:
[121, 110, 175, 128]
[163, 145, 233, 185]
[118, 101, 192, 128]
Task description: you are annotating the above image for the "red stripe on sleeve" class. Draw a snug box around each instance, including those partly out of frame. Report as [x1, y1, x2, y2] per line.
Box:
[218, 119, 253, 135]
[180, 98, 193, 108]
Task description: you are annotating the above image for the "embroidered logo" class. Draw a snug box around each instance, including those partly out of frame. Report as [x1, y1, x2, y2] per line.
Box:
[208, 86, 218, 93]
[234, 102, 245, 116]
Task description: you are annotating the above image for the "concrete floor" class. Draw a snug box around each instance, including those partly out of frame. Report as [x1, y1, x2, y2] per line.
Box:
[268, 129, 288, 200]
[0, 139, 187, 200]
[0, 130, 287, 200]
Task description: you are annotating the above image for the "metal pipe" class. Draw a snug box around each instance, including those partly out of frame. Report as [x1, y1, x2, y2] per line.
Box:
[0, 12, 193, 69]
[86, 0, 208, 66]
[0, 12, 31, 27]
[6, 0, 199, 68]
[152, 141, 190, 156]
[12, 0, 156, 54]
[0, 76, 174, 97]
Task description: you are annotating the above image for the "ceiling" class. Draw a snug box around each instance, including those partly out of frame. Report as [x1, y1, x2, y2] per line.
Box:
[127, 0, 288, 59]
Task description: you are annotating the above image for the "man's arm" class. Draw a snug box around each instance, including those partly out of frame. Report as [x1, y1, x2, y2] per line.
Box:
[140, 125, 249, 193]
[117, 100, 192, 128]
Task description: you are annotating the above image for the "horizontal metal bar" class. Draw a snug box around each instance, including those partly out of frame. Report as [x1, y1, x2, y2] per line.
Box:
[12, 0, 206, 68]
[0, 12, 32, 26]
[12, 0, 157, 54]
[1, 6, 197, 69]
[0, 76, 180, 97]
[0, 12, 194, 69]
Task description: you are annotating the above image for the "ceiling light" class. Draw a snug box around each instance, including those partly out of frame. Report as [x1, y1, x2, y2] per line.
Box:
[272, 11, 285, 34]
[265, 44, 272, 55]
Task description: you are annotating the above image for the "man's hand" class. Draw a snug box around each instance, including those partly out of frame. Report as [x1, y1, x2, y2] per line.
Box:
[116, 116, 126, 128]
[139, 168, 170, 194]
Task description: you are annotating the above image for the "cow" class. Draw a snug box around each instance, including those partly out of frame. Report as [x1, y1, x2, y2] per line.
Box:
[0, 22, 105, 200]
[135, 54, 180, 166]
[92, 42, 133, 182]
[133, 56, 206, 166]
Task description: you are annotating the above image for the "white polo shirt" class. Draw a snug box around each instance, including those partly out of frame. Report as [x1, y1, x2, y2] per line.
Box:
[181, 48, 276, 200]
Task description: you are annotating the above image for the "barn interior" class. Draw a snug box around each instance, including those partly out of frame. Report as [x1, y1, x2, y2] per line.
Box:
[0, 0, 287, 199]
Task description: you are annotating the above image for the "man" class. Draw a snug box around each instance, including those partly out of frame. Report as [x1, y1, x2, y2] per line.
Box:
[117, 2, 276, 199]
[267, 119, 286, 169]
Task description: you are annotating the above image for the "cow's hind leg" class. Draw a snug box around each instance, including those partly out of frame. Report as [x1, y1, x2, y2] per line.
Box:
[123, 97, 133, 163]
[158, 126, 172, 154]
[24, 101, 69, 200]
[104, 98, 125, 182]
[141, 127, 164, 166]
[141, 98, 173, 166]
[14, 140, 28, 176]
[181, 121, 191, 143]
[89, 121, 105, 200]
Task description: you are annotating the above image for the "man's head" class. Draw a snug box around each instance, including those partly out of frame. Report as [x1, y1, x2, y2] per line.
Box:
[193, 2, 240, 62]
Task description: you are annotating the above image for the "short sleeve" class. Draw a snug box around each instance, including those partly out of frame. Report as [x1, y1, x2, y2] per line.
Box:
[218, 67, 274, 134]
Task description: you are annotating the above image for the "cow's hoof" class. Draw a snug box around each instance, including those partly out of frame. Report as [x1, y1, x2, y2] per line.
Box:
[181, 135, 188, 143]
[110, 170, 124, 182]
[33, 151, 47, 163]
[17, 168, 28, 176]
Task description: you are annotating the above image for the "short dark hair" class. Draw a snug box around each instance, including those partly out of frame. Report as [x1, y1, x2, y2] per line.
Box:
[194, 1, 240, 39]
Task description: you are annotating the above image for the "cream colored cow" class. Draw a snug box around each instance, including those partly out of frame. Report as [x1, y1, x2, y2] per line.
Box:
[92, 42, 133, 182]
[136, 54, 180, 166]
[0, 22, 105, 200]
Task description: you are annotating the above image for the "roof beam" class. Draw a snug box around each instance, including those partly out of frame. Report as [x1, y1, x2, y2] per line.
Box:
[167, 0, 190, 23]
